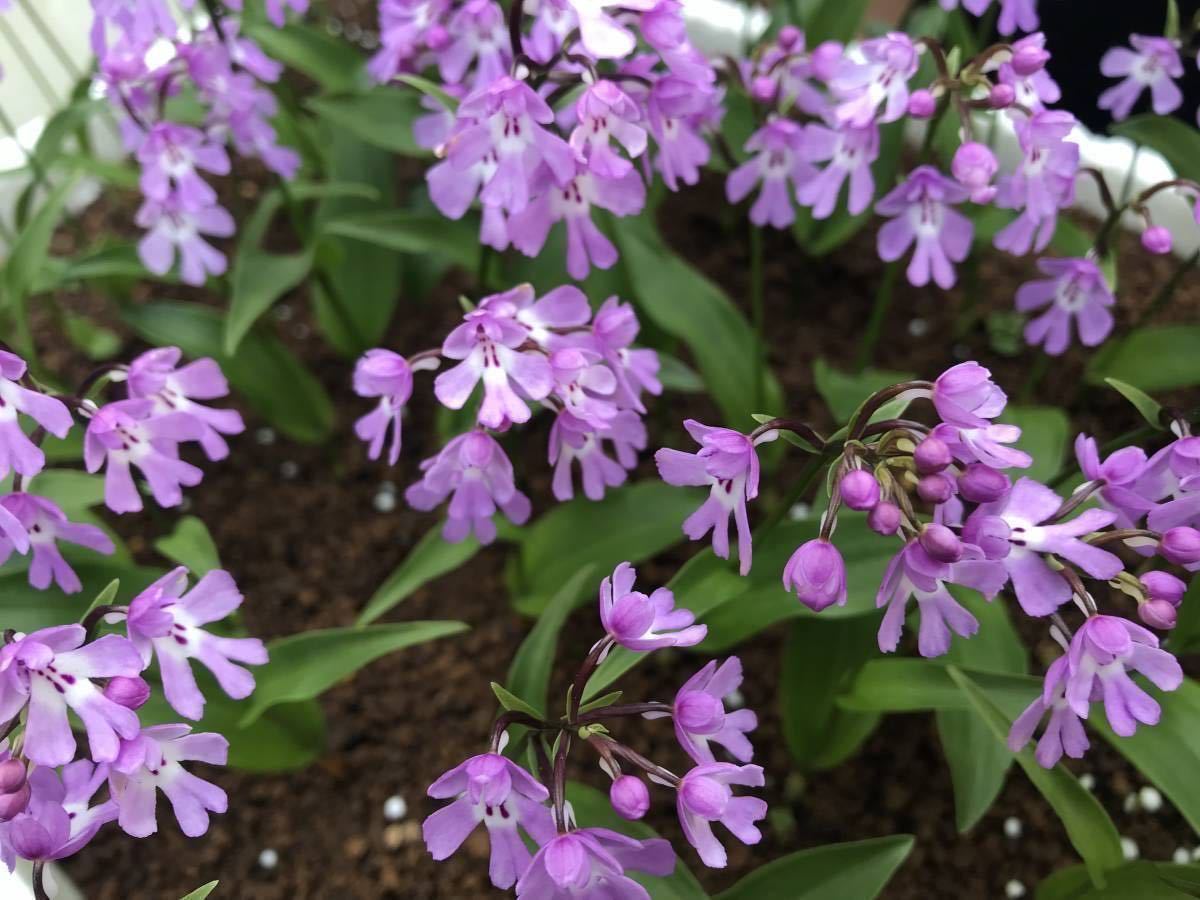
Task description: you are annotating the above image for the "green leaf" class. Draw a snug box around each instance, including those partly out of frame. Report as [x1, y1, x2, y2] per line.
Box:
[179, 882, 220, 900]
[717, 835, 914, 900]
[26, 469, 106, 512]
[813, 359, 914, 424]
[153, 516, 221, 575]
[1037, 862, 1200, 900]
[838, 659, 1041, 715]
[657, 352, 705, 393]
[307, 89, 431, 156]
[613, 216, 780, 426]
[998, 406, 1070, 484]
[804, 0, 872, 47]
[490, 682, 543, 719]
[357, 528, 481, 626]
[506, 566, 596, 716]
[226, 249, 314, 354]
[511, 482, 698, 615]
[1111, 115, 1200, 183]
[240, 621, 469, 725]
[319, 209, 479, 269]
[63, 312, 122, 360]
[1086, 326, 1200, 392]
[80, 579, 121, 622]
[1169, 577, 1200, 654]
[948, 667, 1125, 884]
[568, 782, 708, 899]
[244, 21, 366, 93]
[1104, 378, 1165, 430]
[123, 301, 335, 443]
[395, 73, 460, 112]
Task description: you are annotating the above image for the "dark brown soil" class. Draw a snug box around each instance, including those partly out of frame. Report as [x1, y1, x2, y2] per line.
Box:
[34, 32, 1200, 894]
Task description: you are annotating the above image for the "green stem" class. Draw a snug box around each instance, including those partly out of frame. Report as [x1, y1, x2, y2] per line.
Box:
[749, 223, 765, 408]
[1018, 353, 1049, 404]
[477, 244, 494, 292]
[856, 261, 900, 373]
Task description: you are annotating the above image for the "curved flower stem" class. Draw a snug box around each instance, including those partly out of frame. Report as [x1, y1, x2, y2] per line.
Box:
[1078, 167, 1118, 217]
[507, 0, 525, 62]
[1047, 480, 1102, 524]
[750, 418, 826, 449]
[489, 711, 549, 752]
[32, 862, 49, 900]
[81, 605, 125, 642]
[595, 735, 678, 787]
[575, 702, 672, 725]
[1084, 528, 1160, 547]
[859, 418, 930, 440]
[551, 732, 572, 832]
[847, 380, 934, 442]
[568, 637, 613, 723]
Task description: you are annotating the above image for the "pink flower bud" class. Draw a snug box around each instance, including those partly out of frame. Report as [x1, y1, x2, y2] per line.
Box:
[907, 89, 936, 118]
[920, 523, 963, 563]
[1139, 598, 1178, 630]
[917, 473, 954, 504]
[958, 463, 1011, 503]
[988, 83, 1015, 109]
[1142, 570, 1186, 606]
[868, 501, 902, 535]
[610, 775, 651, 821]
[783, 539, 847, 611]
[811, 41, 843, 82]
[1141, 226, 1172, 255]
[914, 435, 952, 474]
[0, 759, 25, 794]
[0, 782, 30, 823]
[1161, 527, 1200, 566]
[425, 23, 450, 51]
[1011, 43, 1050, 76]
[778, 25, 802, 50]
[951, 142, 998, 196]
[839, 470, 880, 511]
[751, 75, 778, 104]
[104, 675, 151, 710]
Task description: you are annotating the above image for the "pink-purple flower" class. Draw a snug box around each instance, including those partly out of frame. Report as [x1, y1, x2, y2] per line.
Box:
[598, 562, 706, 651]
[1007, 655, 1088, 767]
[673, 658, 756, 763]
[796, 122, 879, 219]
[0, 493, 114, 594]
[876, 166, 973, 289]
[515, 828, 675, 899]
[675, 763, 766, 869]
[782, 538, 846, 611]
[993, 111, 1079, 256]
[1099, 35, 1184, 121]
[726, 118, 814, 229]
[1016, 257, 1114, 355]
[353, 349, 414, 466]
[0, 351, 72, 479]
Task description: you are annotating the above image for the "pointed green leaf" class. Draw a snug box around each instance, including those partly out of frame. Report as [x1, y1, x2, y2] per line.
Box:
[153, 516, 221, 575]
[1087, 326, 1200, 392]
[490, 682, 543, 719]
[357, 528, 481, 626]
[179, 882, 219, 900]
[307, 89, 431, 156]
[1104, 378, 1165, 430]
[396, 73, 459, 112]
[226, 249, 314, 354]
[717, 835, 914, 900]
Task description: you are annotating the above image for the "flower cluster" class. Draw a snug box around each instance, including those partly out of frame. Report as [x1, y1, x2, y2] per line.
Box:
[0, 347, 241, 595]
[353, 283, 660, 542]
[0, 565, 266, 880]
[90, 0, 299, 284]
[371, 0, 721, 278]
[424, 562, 765, 894]
[657, 362, 1196, 767]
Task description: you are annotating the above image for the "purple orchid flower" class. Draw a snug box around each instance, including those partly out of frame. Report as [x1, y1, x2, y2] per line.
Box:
[135, 122, 230, 208]
[672, 658, 757, 764]
[353, 349, 414, 466]
[1007, 656, 1088, 768]
[0, 625, 143, 767]
[109, 724, 228, 837]
[439, 0, 511, 89]
[565, 0, 656, 59]
[549, 348, 619, 430]
[136, 196, 235, 285]
[405, 431, 532, 543]
[598, 562, 706, 651]
[478, 283, 592, 350]
[643, 73, 713, 191]
[675, 763, 766, 869]
[796, 122, 879, 219]
[0, 350, 73, 480]
[424, 752, 555, 889]
[1099, 35, 1183, 121]
[876, 166, 973, 289]
[549, 409, 645, 502]
[570, 81, 647, 179]
[515, 828, 675, 899]
[993, 111, 1079, 256]
[369, 0, 451, 82]
[3, 761, 116, 865]
[831, 32, 919, 127]
[1016, 257, 1114, 355]
[995, 32, 1060, 110]
[0, 493, 114, 594]
[782, 538, 846, 611]
[589, 297, 661, 413]
[726, 118, 815, 229]
[525, 0, 577, 65]
[655, 421, 760, 575]
[83, 398, 207, 513]
[124, 567, 267, 721]
[931, 361, 1007, 426]
[1074, 435, 1153, 527]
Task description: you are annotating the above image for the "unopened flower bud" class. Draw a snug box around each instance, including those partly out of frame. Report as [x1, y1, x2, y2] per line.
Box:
[0, 759, 25, 794]
[811, 41, 843, 82]
[610, 775, 650, 821]
[920, 523, 963, 563]
[424, 23, 450, 51]
[0, 782, 30, 822]
[1011, 42, 1050, 76]
[1142, 570, 1186, 606]
[958, 463, 1011, 503]
[840, 469, 880, 511]
[868, 501, 902, 535]
[1161, 527, 1200, 566]
[1141, 226, 1172, 255]
[952, 142, 998, 205]
[988, 83, 1016, 109]
[914, 435, 952, 474]
[917, 473, 954, 505]
[104, 675, 151, 710]
[778, 25, 802, 50]
[907, 89, 936, 118]
[1139, 598, 1178, 630]
[783, 539, 847, 611]
[751, 75, 777, 104]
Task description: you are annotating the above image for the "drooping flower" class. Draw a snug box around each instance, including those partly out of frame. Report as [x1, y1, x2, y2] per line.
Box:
[477, 283, 592, 350]
[598, 562, 706, 651]
[0, 625, 143, 767]
[109, 724, 228, 837]
[796, 122, 879, 219]
[1007, 656, 1088, 767]
[83, 399, 207, 513]
[831, 32, 919, 127]
[964, 478, 1124, 617]
[1099, 35, 1183, 121]
[875, 166, 973, 289]
[725, 118, 814, 229]
[136, 196, 235, 286]
[424, 752, 555, 889]
[951, 142, 998, 204]
[675, 763, 766, 869]
[126, 346, 245, 461]
[609, 776, 651, 821]
[931, 362, 1006, 426]
[782, 539, 846, 611]
[405, 431, 532, 543]
[3, 761, 116, 864]
[0, 493, 114, 593]
[1073, 435, 1153, 527]
[993, 111, 1079, 256]
[0, 351, 73, 480]
[1015, 257, 1114, 355]
[124, 568, 267, 721]
[353, 349, 414, 466]
[673, 658, 756, 764]
[656, 421, 760, 575]
[515, 827, 675, 899]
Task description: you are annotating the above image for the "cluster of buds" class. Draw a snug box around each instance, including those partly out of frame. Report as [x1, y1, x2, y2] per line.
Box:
[352, 283, 660, 542]
[0, 566, 266, 891]
[90, 0, 299, 284]
[0, 346, 242, 592]
[657, 362, 1195, 767]
[423, 562, 765, 895]
[372, 0, 723, 279]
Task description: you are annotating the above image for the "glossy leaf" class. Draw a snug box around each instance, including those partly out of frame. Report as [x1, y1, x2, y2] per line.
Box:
[1037, 861, 1200, 900]
[319, 209, 479, 269]
[717, 835, 913, 900]
[226, 249, 314, 354]
[1086, 326, 1200, 392]
[357, 528, 482, 626]
[179, 883, 219, 900]
[240, 621, 468, 724]
[997, 406, 1071, 490]
[1105, 378, 1165, 430]
[813, 359, 914, 424]
[838, 658, 1040, 715]
[153, 516, 221, 575]
[490, 682, 543, 720]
